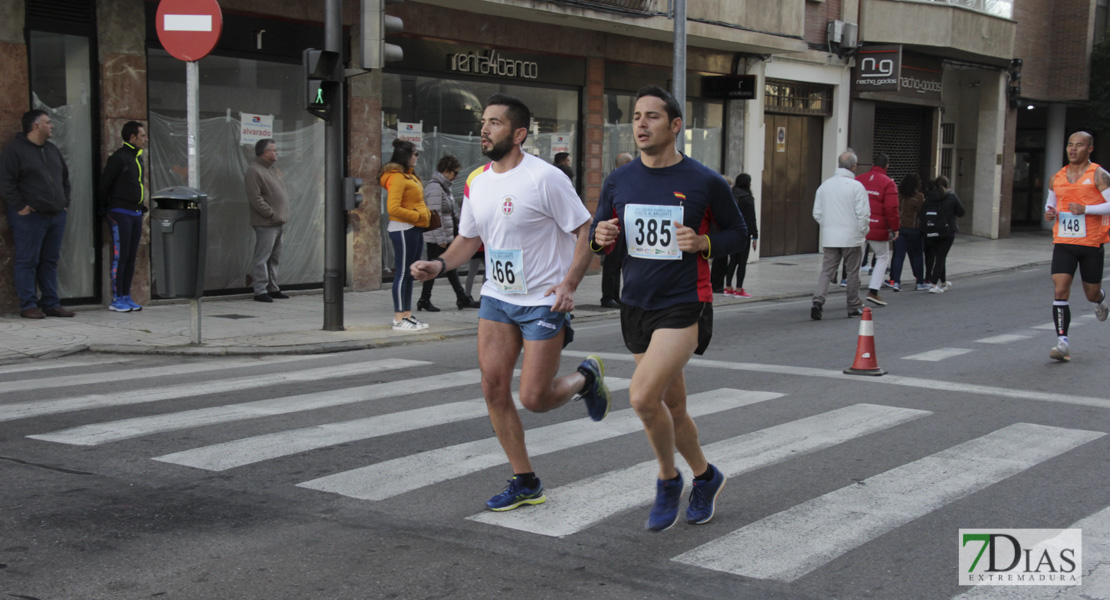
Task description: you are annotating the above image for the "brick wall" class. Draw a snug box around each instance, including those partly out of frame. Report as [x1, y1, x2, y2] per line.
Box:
[1015, 0, 1095, 102]
[804, 0, 844, 48]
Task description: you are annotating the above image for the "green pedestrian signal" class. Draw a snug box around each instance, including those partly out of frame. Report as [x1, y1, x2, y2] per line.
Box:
[302, 48, 341, 120]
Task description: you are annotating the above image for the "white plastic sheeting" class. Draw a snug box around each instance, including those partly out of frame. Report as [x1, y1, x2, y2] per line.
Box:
[148, 112, 325, 292]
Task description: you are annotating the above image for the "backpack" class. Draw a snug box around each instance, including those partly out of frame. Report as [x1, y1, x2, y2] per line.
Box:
[919, 198, 948, 238]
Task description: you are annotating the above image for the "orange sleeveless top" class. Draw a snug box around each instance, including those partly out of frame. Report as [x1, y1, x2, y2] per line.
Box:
[1052, 162, 1109, 247]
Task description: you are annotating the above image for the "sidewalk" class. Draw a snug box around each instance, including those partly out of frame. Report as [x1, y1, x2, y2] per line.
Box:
[0, 232, 1053, 363]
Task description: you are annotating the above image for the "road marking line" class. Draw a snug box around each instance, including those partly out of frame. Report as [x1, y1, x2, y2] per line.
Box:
[27, 366, 477, 446]
[0, 354, 314, 395]
[1, 359, 428, 423]
[953, 505, 1110, 599]
[0, 356, 130, 376]
[468, 403, 929, 538]
[563, 351, 1110, 410]
[973, 334, 1032, 344]
[300, 387, 771, 501]
[901, 348, 974, 362]
[671, 423, 1104, 582]
[1031, 323, 1056, 330]
[158, 376, 630, 472]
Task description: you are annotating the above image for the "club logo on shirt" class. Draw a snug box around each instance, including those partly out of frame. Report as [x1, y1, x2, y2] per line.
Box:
[502, 196, 516, 218]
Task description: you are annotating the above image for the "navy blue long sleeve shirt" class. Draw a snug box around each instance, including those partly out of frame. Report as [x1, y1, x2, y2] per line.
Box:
[591, 156, 747, 310]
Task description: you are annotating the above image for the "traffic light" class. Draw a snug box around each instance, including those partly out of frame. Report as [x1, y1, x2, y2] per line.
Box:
[343, 177, 364, 211]
[361, 0, 404, 70]
[303, 48, 341, 119]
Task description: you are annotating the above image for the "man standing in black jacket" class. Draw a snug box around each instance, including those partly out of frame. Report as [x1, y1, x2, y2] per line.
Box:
[98, 121, 148, 312]
[0, 110, 75, 319]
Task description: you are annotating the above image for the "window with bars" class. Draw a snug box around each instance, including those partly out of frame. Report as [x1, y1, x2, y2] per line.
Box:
[940, 123, 956, 181]
[764, 80, 833, 116]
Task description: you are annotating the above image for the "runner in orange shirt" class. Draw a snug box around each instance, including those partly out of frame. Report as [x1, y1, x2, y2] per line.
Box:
[1043, 131, 1110, 361]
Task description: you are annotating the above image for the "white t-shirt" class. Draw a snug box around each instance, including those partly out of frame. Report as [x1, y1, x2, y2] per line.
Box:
[459, 153, 591, 307]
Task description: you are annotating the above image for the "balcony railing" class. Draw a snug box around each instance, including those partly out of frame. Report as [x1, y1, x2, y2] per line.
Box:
[914, 0, 1013, 19]
[546, 0, 660, 14]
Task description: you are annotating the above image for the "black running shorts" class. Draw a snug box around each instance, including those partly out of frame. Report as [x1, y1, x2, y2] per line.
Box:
[1051, 243, 1105, 284]
[619, 301, 713, 355]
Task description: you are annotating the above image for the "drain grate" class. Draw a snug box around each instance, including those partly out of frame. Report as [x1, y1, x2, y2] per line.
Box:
[210, 314, 256, 320]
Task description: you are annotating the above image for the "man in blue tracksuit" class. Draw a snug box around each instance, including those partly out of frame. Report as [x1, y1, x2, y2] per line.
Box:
[98, 121, 148, 312]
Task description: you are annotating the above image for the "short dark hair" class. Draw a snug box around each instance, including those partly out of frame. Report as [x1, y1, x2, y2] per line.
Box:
[734, 173, 751, 189]
[635, 85, 683, 123]
[388, 138, 418, 167]
[22, 110, 48, 135]
[935, 175, 950, 190]
[121, 121, 143, 144]
[437, 154, 461, 174]
[485, 93, 531, 138]
[255, 138, 275, 157]
[554, 152, 569, 165]
[874, 153, 890, 168]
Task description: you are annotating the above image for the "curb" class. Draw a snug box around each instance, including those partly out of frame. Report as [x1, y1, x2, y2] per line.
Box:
[11, 259, 1050, 360]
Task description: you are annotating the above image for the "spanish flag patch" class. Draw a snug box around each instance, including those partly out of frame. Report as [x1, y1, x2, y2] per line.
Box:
[673, 192, 686, 200]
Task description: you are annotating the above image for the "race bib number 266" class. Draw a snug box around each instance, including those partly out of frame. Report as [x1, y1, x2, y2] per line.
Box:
[487, 248, 527, 294]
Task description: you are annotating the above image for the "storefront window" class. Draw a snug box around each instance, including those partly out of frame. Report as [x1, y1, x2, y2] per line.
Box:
[146, 50, 325, 294]
[379, 74, 579, 274]
[28, 31, 96, 301]
[602, 91, 724, 180]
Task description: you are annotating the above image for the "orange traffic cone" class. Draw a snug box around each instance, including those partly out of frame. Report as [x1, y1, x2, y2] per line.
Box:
[844, 307, 885, 376]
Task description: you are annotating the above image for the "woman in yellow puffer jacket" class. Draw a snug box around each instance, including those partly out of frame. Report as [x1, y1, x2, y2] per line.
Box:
[380, 138, 431, 331]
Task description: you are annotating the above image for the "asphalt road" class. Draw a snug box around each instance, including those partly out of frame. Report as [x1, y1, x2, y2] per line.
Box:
[2, 265, 1109, 600]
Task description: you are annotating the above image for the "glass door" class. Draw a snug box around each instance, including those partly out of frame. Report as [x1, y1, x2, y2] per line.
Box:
[27, 30, 98, 302]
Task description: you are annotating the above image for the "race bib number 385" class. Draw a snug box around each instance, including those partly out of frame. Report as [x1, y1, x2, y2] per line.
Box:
[487, 248, 527, 294]
[625, 204, 684, 260]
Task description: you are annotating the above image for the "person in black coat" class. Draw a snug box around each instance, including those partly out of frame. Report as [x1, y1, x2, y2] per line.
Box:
[726, 173, 758, 297]
[98, 121, 149, 312]
[923, 175, 965, 293]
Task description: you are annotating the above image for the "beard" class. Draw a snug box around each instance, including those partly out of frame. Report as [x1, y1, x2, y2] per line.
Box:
[481, 135, 514, 162]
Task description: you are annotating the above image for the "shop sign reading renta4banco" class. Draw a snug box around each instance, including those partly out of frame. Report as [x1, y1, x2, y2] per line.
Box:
[156, 0, 224, 62]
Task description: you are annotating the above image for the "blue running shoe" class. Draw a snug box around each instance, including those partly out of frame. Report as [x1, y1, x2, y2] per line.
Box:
[686, 464, 727, 525]
[577, 355, 611, 422]
[123, 295, 142, 311]
[645, 472, 684, 532]
[486, 476, 546, 511]
[108, 298, 131, 312]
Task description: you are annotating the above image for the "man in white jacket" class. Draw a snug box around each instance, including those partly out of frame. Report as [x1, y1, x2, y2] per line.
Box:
[811, 150, 871, 320]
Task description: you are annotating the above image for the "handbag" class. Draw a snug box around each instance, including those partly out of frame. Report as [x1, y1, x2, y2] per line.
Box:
[428, 210, 443, 231]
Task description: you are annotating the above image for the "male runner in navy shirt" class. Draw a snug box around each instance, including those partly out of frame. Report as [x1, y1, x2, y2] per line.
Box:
[591, 85, 747, 531]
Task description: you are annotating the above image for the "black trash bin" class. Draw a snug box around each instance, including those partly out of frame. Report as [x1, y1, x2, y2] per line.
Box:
[150, 187, 207, 299]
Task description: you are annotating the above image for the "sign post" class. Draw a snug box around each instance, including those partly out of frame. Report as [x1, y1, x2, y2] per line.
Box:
[156, 0, 223, 344]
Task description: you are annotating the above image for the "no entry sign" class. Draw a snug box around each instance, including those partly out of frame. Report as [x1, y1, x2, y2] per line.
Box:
[156, 0, 223, 62]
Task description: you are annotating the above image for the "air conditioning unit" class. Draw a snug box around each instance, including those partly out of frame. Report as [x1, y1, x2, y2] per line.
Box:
[841, 22, 858, 48]
[828, 20, 859, 48]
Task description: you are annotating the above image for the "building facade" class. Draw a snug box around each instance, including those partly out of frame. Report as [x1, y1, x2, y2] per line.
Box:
[0, 0, 1100, 313]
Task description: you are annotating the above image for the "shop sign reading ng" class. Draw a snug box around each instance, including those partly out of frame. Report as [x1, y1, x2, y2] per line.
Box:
[449, 49, 539, 80]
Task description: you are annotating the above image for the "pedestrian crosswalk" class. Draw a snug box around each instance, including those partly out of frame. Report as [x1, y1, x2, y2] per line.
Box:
[4, 353, 1110, 595]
